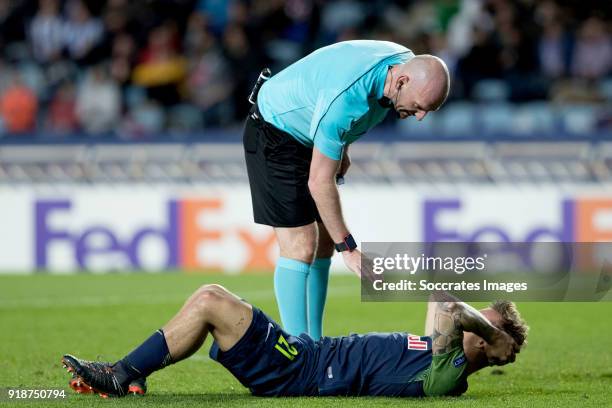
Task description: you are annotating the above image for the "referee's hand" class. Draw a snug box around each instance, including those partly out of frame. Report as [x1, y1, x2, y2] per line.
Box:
[342, 249, 362, 278]
[343, 250, 377, 282]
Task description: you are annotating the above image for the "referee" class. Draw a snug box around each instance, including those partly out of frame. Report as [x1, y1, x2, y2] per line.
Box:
[244, 40, 450, 338]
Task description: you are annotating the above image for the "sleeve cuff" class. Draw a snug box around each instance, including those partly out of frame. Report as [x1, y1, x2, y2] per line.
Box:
[314, 138, 343, 161]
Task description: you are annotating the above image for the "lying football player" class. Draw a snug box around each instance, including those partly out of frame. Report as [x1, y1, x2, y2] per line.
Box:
[62, 283, 527, 398]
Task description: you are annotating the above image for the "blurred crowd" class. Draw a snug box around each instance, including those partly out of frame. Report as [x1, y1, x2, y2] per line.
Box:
[0, 0, 610, 137]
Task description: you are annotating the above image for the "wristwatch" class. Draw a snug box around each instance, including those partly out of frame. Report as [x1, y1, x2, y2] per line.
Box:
[335, 234, 357, 252]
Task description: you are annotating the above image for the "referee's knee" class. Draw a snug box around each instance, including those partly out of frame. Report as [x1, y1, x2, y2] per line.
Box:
[280, 245, 316, 264]
[276, 225, 318, 263]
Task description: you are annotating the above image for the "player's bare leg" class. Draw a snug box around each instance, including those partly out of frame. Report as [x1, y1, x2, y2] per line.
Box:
[272, 223, 317, 335]
[62, 284, 253, 397]
[162, 284, 253, 359]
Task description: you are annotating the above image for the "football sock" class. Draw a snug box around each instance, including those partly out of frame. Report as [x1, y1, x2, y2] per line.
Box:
[307, 257, 331, 339]
[274, 257, 310, 336]
[118, 329, 172, 380]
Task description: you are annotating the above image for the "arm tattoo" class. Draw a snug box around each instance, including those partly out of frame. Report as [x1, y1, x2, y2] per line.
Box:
[431, 302, 464, 355]
[431, 302, 500, 355]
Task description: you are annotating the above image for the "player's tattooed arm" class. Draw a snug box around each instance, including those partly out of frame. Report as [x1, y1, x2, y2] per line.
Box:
[430, 301, 499, 355]
[430, 302, 463, 355]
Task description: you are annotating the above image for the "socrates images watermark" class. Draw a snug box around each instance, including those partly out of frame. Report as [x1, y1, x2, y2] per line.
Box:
[369, 253, 528, 293]
[360, 242, 612, 302]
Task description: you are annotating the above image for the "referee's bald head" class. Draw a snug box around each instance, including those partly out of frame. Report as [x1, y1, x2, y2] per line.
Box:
[388, 55, 450, 120]
[405, 55, 450, 109]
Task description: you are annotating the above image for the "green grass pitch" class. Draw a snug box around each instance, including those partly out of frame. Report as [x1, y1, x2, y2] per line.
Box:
[1, 273, 611, 407]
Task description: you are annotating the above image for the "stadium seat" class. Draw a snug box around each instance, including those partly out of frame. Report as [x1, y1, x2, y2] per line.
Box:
[478, 103, 514, 135]
[168, 105, 204, 133]
[18, 63, 47, 99]
[437, 102, 475, 136]
[473, 79, 510, 102]
[512, 102, 556, 135]
[396, 110, 438, 137]
[599, 78, 612, 101]
[559, 105, 597, 135]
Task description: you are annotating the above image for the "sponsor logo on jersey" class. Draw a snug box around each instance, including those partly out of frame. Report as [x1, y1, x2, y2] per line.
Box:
[453, 355, 466, 367]
[407, 335, 428, 350]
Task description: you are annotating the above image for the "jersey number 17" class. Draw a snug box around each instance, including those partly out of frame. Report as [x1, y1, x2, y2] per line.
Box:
[275, 334, 299, 360]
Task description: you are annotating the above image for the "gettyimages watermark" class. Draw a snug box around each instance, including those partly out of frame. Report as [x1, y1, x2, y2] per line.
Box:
[361, 242, 612, 302]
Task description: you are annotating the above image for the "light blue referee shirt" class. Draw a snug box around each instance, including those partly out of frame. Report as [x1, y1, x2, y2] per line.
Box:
[257, 40, 414, 160]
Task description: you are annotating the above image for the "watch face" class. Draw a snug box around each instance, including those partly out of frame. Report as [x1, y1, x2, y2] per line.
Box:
[346, 234, 357, 250]
[335, 235, 356, 252]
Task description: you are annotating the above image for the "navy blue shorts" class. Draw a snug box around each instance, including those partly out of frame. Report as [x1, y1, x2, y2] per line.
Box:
[209, 307, 318, 396]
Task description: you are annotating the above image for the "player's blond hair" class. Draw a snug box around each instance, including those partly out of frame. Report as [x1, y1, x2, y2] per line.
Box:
[490, 300, 529, 349]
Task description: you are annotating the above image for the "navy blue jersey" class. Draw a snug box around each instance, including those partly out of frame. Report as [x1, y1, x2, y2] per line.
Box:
[209, 307, 468, 398]
[315, 332, 432, 396]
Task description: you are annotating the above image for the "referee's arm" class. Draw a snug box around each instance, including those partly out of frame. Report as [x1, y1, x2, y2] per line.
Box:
[308, 148, 362, 277]
[308, 93, 361, 244]
[307, 91, 368, 276]
[308, 147, 349, 243]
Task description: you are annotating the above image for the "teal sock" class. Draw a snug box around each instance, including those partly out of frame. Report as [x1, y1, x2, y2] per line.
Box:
[307, 257, 331, 339]
[274, 257, 310, 336]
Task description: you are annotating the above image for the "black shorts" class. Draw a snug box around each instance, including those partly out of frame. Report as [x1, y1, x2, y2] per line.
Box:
[243, 106, 321, 227]
[209, 307, 319, 396]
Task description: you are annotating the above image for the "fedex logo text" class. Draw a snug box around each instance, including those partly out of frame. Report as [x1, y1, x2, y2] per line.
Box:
[34, 199, 276, 271]
[424, 198, 612, 243]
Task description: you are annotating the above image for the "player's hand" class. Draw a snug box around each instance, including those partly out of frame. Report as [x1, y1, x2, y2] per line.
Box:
[342, 249, 362, 278]
[337, 150, 351, 178]
[485, 329, 518, 366]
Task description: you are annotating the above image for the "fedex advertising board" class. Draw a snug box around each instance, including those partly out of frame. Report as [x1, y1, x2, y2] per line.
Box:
[30, 188, 276, 273]
[423, 197, 612, 243]
[0, 186, 610, 273]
